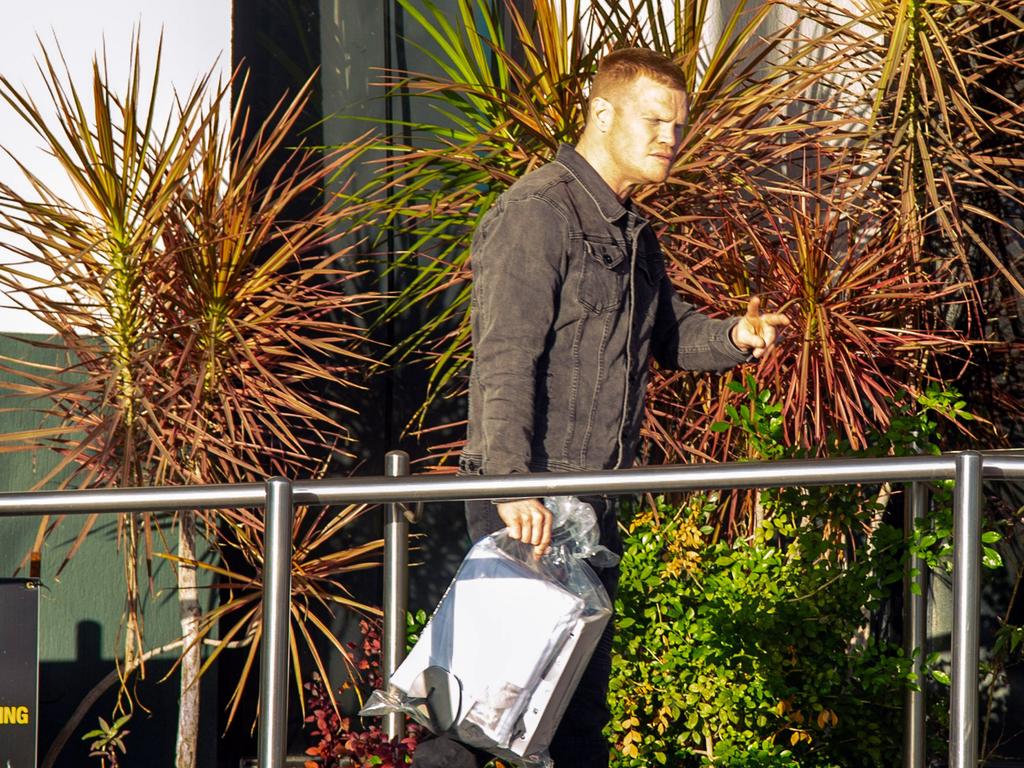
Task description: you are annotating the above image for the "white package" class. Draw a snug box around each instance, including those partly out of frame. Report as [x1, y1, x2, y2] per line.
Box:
[508, 608, 608, 756]
[389, 538, 585, 747]
[362, 497, 617, 768]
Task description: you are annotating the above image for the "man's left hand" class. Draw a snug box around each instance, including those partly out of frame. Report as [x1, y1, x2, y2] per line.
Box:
[731, 297, 789, 359]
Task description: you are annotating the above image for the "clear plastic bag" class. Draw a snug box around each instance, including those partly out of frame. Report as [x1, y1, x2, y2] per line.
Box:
[361, 496, 616, 768]
[542, 495, 619, 568]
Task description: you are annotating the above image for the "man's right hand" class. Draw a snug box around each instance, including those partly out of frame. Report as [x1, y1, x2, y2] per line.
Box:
[496, 498, 553, 559]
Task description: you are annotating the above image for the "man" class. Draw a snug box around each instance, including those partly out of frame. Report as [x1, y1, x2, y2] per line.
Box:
[412, 48, 787, 768]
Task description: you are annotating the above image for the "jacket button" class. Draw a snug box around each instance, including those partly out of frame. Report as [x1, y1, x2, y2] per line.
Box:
[602, 253, 613, 265]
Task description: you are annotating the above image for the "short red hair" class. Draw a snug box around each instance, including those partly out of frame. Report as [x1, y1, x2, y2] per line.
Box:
[591, 48, 688, 104]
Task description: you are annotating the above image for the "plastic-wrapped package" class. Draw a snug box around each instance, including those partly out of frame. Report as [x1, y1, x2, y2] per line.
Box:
[360, 496, 617, 768]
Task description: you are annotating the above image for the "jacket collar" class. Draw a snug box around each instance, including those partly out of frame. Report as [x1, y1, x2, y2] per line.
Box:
[554, 143, 628, 223]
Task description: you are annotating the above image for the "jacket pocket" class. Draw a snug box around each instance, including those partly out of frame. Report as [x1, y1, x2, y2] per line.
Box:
[578, 240, 625, 313]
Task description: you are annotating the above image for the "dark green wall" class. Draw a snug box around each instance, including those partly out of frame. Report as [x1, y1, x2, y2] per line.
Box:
[0, 334, 218, 766]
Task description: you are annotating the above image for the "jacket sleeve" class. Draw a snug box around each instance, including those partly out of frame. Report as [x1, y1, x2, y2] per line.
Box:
[471, 196, 567, 475]
[650, 273, 752, 371]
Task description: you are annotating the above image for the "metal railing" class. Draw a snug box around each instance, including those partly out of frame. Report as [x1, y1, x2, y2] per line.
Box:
[2, 450, 1022, 768]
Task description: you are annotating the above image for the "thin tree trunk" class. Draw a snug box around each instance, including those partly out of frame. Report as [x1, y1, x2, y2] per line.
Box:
[175, 510, 201, 768]
[124, 514, 145, 674]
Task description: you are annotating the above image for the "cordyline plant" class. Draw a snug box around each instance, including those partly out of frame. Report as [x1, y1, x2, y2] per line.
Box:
[0, 33, 383, 767]
[161, 501, 386, 727]
[351, 0, 1021, 506]
[853, 0, 1024, 423]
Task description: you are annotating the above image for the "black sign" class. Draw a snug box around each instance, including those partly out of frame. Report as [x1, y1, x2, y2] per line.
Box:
[0, 579, 39, 768]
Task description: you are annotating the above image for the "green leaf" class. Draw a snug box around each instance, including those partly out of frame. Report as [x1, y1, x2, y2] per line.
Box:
[982, 546, 1003, 569]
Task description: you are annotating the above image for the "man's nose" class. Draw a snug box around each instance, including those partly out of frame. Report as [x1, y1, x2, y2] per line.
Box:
[659, 123, 681, 149]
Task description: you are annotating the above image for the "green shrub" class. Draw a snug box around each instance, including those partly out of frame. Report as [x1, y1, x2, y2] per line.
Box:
[607, 493, 909, 767]
[606, 384, 985, 767]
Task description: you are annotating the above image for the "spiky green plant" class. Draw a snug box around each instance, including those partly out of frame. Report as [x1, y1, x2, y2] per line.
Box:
[0, 31, 215, 675]
[0, 32, 382, 764]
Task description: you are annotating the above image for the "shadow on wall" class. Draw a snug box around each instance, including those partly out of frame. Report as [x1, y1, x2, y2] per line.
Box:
[38, 621, 218, 768]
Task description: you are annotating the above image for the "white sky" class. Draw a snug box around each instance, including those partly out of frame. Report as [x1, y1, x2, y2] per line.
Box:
[0, 0, 231, 333]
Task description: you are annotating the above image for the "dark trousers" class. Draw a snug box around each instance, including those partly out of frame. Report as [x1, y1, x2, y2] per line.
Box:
[410, 496, 621, 768]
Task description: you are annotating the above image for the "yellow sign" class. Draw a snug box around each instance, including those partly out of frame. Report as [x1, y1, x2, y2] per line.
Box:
[0, 705, 30, 725]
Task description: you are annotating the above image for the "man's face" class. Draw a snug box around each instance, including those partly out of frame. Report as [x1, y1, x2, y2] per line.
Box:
[599, 76, 687, 192]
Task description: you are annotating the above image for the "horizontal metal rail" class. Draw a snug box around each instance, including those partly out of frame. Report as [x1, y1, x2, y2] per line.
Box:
[3, 454, 1023, 515]
[5, 454, 1024, 516]
[1, 451, 1021, 768]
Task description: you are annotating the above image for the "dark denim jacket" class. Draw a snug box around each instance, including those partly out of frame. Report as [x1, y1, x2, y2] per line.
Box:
[460, 144, 748, 476]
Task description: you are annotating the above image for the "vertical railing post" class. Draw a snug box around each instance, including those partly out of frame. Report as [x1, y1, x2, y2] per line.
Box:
[258, 477, 294, 768]
[383, 450, 410, 740]
[950, 452, 983, 768]
[904, 481, 929, 768]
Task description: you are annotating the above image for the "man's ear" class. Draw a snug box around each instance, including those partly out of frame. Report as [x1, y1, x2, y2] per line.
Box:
[590, 96, 613, 132]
